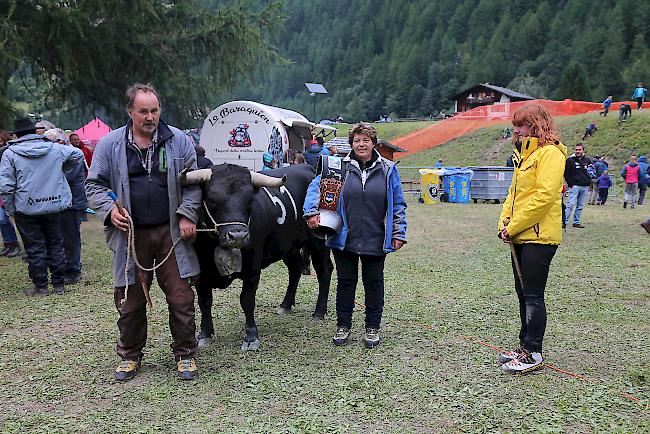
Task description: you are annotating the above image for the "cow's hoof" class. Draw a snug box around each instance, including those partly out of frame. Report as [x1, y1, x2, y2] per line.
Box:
[241, 339, 260, 351]
[276, 305, 292, 315]
[198, 337, 212, 348]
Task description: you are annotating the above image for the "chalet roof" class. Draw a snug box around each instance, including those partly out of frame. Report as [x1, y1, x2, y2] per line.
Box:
[453, 83, 535, 100]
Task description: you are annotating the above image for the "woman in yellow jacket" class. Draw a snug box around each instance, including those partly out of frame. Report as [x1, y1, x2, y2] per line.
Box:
[497, 104, 567, 374]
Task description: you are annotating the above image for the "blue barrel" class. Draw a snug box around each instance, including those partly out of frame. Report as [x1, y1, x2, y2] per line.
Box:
[442, 173, 472, 203]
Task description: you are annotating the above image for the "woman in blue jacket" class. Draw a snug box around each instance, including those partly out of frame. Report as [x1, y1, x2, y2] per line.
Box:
[304, 123, 407, 348]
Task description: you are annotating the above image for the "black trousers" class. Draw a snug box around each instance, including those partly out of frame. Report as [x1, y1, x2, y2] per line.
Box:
[60, 209, 83, 276]
[598, 187, 609, 204]
[636, 97, 643, 109]
[511, 243, 557, 353]
[333, 249, 385, 329]
[14, 212, 66, 288]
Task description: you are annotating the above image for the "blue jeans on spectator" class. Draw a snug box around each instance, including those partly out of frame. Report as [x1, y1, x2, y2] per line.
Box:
[0, 206, 19, 247]
[565, 185, 589, 225]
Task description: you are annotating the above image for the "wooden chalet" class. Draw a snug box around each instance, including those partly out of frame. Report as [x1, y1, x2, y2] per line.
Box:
[453, 83, 534, 113]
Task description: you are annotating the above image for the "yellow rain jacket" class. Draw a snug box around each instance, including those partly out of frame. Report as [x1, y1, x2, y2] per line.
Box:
[498, 137, 567, 245]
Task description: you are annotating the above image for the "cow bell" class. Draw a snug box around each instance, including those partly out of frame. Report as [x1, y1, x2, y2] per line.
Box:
[213, 246, 242, 276]
[311, 155, 344, 239]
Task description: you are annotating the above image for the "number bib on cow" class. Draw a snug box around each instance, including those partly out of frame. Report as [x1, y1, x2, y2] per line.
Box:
[313, 155, 345, 238]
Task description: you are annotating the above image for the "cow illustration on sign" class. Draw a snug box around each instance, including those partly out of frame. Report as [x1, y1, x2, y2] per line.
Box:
[228, 123, 252, 147]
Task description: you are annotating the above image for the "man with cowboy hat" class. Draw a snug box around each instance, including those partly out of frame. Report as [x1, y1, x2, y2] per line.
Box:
[0, 118, 84, 296]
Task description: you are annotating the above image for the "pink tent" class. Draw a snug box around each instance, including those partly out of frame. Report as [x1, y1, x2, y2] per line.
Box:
[74, 117, 112, 149]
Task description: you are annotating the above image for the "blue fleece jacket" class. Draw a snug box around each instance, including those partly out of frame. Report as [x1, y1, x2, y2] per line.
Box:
[638, 155, 649, 186]
[633, 87, 647, 99]
[303, 151, 407, 253]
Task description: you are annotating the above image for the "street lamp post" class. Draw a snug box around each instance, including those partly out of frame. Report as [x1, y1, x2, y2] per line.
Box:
[304, 82, 328, 122]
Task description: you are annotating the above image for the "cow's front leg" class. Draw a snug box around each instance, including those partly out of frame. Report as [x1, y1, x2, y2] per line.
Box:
[277, 254, 302, 315]
[196, 278, 214, 348]
[309, 245, 333, 321]
[240, 265, 261, 351]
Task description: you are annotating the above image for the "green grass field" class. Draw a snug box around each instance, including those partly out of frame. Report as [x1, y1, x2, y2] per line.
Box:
[0, 199, 648, 432]
[400, 110, 650, 169]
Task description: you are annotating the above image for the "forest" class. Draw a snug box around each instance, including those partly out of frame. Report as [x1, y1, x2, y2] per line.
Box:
[231, 0, 650, 122]
[2, 0, 649, 127]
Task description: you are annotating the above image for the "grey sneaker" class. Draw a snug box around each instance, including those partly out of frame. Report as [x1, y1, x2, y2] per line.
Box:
[25, 286, 48, 296]
[364, 328, 380, 349]
[53, 285, 65, 295]
[333, 327, 351, 346]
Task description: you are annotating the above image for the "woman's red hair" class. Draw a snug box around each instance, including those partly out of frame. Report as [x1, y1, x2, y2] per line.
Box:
[512, 104, 560, 145]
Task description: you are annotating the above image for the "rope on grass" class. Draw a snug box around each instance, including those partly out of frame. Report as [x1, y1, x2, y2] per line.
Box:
[353, 299, 645, 406]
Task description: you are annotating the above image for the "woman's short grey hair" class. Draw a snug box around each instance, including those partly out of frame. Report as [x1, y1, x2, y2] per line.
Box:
[125, 83, 160, 111]
[44, 128, 68, 144]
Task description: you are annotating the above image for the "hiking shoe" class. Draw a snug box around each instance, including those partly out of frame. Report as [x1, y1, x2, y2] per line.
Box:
[53, 285, 65, 295]
[0, 246, 9, 256]
[25, 286, 48, 296]
[501, 350, 544, 375]
[641, 221, 650, 234]
[498, 346, 525, 365]
[177, 358, 198, 380]
[5, 246, 21, 258]
[364, 328, 380, 349]
[115, 359, 141, 382]
[572, 223, 585, 228]
[623, 202, 627, 208]
[333, 327, 351, 346]
[64, 273, 82, 285]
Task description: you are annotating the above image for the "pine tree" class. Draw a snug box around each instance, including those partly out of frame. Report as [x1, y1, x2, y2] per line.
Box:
[557, 62, 590, 100]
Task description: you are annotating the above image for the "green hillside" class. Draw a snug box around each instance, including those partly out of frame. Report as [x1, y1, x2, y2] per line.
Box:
[229, 0, 650, 122]
[400, 110, 650, 170]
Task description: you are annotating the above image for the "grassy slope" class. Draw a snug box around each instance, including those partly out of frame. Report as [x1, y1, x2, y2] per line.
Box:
[400, 110, 650, 169]
[0, 201, 648, 432]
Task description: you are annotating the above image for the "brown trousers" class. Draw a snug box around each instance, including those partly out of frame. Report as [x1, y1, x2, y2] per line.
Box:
[113, 224, 197, 361]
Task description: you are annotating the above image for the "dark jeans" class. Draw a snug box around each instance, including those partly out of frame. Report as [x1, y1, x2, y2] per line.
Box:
[511, 243, 557, 354]
[636, 97, 644, 110]
[61, 209, 83, 276]
[113, 224, 197, 361]
[333, 249, 385, 329]
[638, 184, 647, 205]
[598, 188, 609, 204]
[14, 212, 66, 288]
[599, 107, 609, 116]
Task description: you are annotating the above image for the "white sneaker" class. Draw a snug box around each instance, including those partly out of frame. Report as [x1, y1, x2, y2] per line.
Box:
[497, 346, 525, 365]
[501, 350, 544, 374]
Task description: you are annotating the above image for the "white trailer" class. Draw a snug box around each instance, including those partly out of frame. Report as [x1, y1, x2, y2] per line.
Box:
[199, 100, 336, 171]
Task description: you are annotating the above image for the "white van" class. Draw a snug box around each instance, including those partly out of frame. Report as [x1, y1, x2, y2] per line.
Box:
[199, 100, 336, 171]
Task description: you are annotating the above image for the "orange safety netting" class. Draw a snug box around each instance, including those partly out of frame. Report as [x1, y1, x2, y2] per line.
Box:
[394, 99, 650, 157]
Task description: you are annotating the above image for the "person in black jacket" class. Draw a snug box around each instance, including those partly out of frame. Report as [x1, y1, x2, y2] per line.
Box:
[564, 143, 592, 228]
[195, 145, 213, 169]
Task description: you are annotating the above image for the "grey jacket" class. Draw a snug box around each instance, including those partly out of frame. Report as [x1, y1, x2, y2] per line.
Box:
[0, 134, 84, 216]
[86, 121, 202, 286]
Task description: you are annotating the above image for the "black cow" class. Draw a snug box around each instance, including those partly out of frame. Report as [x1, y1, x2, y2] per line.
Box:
[181, 163, 333, 350]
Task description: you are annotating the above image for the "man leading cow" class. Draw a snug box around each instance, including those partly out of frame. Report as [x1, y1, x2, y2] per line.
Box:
[86, 83, 202, 381]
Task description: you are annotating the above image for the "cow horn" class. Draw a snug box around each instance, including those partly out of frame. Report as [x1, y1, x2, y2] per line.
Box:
[179, 168, 213, 185]
[249, 171, 287, 187]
